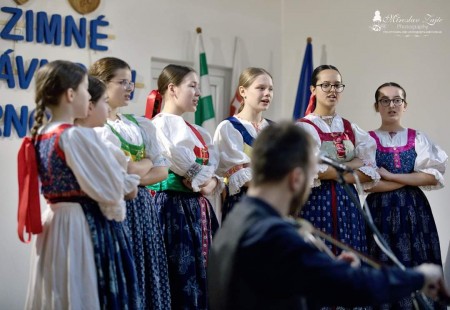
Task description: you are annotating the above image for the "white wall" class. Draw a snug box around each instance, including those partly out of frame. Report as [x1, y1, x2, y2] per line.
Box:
[0, 1, 281, 308]
[282, 0, 450, 268]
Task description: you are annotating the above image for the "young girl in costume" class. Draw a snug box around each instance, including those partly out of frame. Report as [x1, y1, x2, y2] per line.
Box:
[89, 57, 171, 310]
[213, 67, 273, 222]
[296, 65, 379, 255]
[149, 64, 222, 310]
[19, 60, 141, 309]
[365, 82, 448, 309]
[75, 76, 138, 217]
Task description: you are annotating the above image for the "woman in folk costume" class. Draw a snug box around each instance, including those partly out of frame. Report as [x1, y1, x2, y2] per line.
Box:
[89, 57, 171, 310]
[19, 60, 141, 309]
[365, 82, 448, 310]
[296, 65, 379, 256]
[148, 64, 222, 310]
[213, 67, 273, 222]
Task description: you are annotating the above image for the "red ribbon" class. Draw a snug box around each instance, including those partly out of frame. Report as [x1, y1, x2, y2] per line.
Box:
[17, 137, 42, 243]
[145, 90, 162, 119]
[304, 94, 316, 116]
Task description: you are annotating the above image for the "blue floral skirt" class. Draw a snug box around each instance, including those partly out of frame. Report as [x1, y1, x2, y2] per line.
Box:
[80, 198, 141, 309]
[300, 180, 368, 255]
[154, 190, 219, 310]
[366, 186, 445, 310]
[123, 186, 171, 310]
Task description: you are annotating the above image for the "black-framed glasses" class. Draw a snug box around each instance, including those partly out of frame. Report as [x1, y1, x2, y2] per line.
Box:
[316, 83, 345, 93]
[378, 98, 404, 107]
[110, 79, 135, 91]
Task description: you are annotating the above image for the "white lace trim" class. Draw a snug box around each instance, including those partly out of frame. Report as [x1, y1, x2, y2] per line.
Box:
[190, 164, 215, 192]
[228, 167, 252, 195]
[98, 201, 126, 222]
[212, 175, 226, 196]
[418, 168, 444, 191]
[358, 166, 381, 190]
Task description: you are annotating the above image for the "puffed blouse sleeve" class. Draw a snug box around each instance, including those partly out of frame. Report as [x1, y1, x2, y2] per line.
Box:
[135, 116, 169, 168]
[194, 124, 225, 194]
[60, 127, 140, 221]
[351, 123, 380, 189]
[213, 120, 252, 195]
[93, 126, 140, 196]
[296, 120, 327, 187]
[153, 114, 222, 193]
[414, 131, 448, 190]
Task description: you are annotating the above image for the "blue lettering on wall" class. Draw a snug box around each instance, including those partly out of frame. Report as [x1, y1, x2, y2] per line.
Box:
[36, 12, 62, 45]
[0, 49, 15, 88]
[0, 105, 52, 138]
[16, 57, 40, 89]
[3, 104, 28, 137]
[89, 15, 109, 51]
[65, 16, 87, 48]
[0, 7, 23, 41]
[0, 6, 109, 51]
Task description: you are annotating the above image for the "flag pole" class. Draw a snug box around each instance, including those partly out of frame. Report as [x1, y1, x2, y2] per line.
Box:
[292, 37, 313, 120]
[194, 26, 216, 134]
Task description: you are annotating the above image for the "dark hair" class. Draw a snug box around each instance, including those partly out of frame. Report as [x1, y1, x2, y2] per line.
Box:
[157, 64, 195, 96]
[251, 122, 313, 185]
[88, 75, 106, 104]
[374, 82, 407, 111]
[311, 65, 341, 86]
[237, 67, 272, 113]
[89, 57, 131, 82]
[31, 60, 87, 138]
[307, 65, 341, 113]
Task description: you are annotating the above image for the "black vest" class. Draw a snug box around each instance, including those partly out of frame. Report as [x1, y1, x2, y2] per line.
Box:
[208, 198, 308, 310]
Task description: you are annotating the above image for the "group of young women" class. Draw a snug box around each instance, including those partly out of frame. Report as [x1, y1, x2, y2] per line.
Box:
[17, 58, 447, 310]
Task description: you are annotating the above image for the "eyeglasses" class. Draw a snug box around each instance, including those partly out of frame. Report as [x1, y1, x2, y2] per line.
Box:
[110, 79, 135, 91]
[378, 98, 404, 107]
[316, 83, 345, 93]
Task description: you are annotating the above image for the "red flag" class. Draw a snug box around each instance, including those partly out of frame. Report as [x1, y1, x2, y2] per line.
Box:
[229, 37, 248, 116]
[229, 88, 242, 116]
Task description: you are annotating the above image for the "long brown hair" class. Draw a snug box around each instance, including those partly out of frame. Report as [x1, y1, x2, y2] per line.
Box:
[31, 60, 86, 138]
[157, 64, 196, 96]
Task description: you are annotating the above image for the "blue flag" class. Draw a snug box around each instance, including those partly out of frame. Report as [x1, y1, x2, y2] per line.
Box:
[293, 38, 313, 120]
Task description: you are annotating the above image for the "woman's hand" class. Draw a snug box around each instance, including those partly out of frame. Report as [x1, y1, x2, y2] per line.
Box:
[337, 251, 361, 268]
[377, 167, 393, 181]
[199, 177, 218, 196]
[127, 158, 153, 177]
[124, 186, 138, 200]
[182, 178, 193, 191]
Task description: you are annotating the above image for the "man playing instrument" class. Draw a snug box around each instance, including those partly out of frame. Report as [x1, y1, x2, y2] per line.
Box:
[208, 122, 448, 310]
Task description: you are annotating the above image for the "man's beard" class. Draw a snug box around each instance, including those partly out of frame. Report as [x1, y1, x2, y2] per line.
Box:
[288, 187, 310, 217]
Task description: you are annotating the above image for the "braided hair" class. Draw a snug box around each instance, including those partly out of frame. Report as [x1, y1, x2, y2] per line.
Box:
[31, 60, 86, 138]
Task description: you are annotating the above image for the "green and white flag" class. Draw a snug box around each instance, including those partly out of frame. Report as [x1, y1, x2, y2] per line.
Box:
[194, 29, 215, 133]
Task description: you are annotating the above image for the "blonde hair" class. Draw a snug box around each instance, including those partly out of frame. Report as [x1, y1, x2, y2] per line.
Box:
[237, 67, 272, 113]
